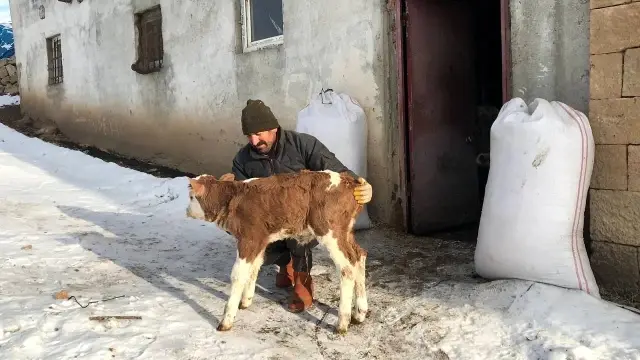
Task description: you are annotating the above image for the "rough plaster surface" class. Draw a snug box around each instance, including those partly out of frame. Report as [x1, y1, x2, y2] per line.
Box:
[510, 0, 590, 113]
[10, 0, 397, 224]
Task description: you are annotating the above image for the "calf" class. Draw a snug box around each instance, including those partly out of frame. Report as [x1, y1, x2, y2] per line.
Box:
[185, 170, 369, 334]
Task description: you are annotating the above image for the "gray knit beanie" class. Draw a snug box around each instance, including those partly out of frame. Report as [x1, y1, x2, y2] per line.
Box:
[241, 99, 280, 135]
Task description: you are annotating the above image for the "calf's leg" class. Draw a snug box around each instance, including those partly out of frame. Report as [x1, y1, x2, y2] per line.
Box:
[240, 251, 265, 309]
[352, 245, 368, 324]
[318, 230, 356, 334]
[218, 255, 253, 331]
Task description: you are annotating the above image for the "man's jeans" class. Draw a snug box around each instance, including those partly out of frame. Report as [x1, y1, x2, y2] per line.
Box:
[263, 238, 320, 272]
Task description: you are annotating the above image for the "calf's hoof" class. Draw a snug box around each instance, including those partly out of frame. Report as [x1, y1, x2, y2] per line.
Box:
[335, 317, 350, 335]
[216, 322, 233, 331]
[335, 325, 349, 335]
[351, 312, 366, 324]
[239, 298, 253, 309]
[351, 308, 370, 324]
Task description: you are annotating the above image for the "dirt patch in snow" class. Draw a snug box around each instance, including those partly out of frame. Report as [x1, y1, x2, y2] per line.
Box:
[0, 105, 193, 179]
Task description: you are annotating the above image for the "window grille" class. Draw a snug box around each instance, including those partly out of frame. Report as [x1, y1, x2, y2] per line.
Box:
[131, 6, 163, 74]
[46, 35, 63, 85]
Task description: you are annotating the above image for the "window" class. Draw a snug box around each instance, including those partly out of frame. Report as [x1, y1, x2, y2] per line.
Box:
[131, 5, 163, 74]
[46, 35, 63, 85]
[241, 0, 284, 53]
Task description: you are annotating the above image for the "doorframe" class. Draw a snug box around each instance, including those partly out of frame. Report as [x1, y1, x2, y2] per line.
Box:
[393, 0, 512, 233]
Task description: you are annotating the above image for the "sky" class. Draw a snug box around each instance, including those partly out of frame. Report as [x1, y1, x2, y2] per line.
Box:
[0, 0, 10, 24]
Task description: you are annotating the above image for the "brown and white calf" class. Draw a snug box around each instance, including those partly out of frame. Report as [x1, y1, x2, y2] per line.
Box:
[185, 169, 368, 334]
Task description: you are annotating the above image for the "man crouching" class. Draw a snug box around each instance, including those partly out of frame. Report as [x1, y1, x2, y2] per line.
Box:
[217, 99, 372, 313]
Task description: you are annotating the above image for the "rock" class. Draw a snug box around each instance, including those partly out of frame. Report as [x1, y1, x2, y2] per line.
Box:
[4, 84, 18, 95]
[590, 53, 623, 99]
[21, 244, 32, 250]
[9, 72, 17, 84]
[54, 290, 69, 300]
[591, 0, 632, 10]
[35, 126, 58, 136]
[5, 63, 16, 77]
[0, 76, 10, 85]
[589, 98, 640, 144]
[591, 145, 627, 190]
[16, 115, 34, 127]
[591, 2, 640, 54]
[628, 145, 640, 191]
[590, 241, 640, 292]
[623, 47, 640, 97]
[590, 189, 640, 246]
[0, 66, 8, 79]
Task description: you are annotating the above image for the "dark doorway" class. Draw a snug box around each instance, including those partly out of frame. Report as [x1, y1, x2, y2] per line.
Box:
[403, 0, 507, 236]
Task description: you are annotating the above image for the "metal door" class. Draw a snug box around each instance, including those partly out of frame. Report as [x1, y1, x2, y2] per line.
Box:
[405, 0, 480, 234]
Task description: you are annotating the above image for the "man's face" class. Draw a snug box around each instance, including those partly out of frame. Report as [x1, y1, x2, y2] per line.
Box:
[247, 128, 278, 154]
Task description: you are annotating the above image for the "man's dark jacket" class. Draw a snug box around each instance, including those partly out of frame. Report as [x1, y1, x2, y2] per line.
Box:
[231, 128, 358, 180]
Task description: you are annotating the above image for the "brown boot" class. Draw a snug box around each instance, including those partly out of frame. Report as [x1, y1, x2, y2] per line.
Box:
[288, 272, 314, 313]
[275, 260, 294, 288]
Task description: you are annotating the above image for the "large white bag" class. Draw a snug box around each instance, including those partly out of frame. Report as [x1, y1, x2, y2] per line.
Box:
[475, 98, 600, 297]
[295, 89, 372, 230]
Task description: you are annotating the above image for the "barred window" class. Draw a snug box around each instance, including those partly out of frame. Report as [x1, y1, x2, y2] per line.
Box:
[131, 6, 163, 74]
[46, 34, 63, 85]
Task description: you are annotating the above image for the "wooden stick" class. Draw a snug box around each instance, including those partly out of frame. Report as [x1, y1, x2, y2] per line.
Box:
[89, 316, 142, 321]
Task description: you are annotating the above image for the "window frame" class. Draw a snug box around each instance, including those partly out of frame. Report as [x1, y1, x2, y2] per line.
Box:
[131, 5, 164, 75]
[240, 0, 284, 53]
[46, 34, 63, 86]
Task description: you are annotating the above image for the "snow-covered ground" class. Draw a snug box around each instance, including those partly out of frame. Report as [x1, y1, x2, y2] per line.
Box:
[1, 105, 639, 359]
[0, 94, 18, 107]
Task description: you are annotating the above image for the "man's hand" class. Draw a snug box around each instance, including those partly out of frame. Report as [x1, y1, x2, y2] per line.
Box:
[354, 177, 372, 204]
[219, 173, 235, 181]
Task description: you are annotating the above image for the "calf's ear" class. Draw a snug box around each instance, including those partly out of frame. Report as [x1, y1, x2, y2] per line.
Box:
[188, 178, 206, 196]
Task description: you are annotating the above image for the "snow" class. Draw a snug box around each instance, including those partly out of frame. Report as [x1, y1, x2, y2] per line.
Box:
[0, 94, 19, 107]
[0, 120, 639, 360]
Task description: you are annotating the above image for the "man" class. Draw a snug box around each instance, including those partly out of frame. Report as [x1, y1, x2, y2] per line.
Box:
[219, 99, 372, 313]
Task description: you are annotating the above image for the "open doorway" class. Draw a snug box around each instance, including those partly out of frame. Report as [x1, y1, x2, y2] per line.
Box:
[400, 0, 510, 236]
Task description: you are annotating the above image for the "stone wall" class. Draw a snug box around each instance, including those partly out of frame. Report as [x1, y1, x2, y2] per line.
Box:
[589, 0, 640, 301]
[0, 56, 19, 95]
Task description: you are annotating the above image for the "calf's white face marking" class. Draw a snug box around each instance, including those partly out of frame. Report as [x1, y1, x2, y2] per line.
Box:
[243, 178, 258, 183]
[186, 190, 206, 220]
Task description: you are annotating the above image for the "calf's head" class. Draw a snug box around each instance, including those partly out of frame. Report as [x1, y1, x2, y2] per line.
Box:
[186, 174, 216, 221]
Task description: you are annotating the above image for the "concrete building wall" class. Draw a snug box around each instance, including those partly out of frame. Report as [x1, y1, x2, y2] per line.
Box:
[510, 0, 591, 113]
[588, 0, 640, 301]
[9, 0, 400, 225]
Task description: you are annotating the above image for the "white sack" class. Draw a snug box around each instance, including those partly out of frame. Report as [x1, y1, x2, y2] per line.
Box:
[295, 90, 372, 230]
[475, 98, 600, 297]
